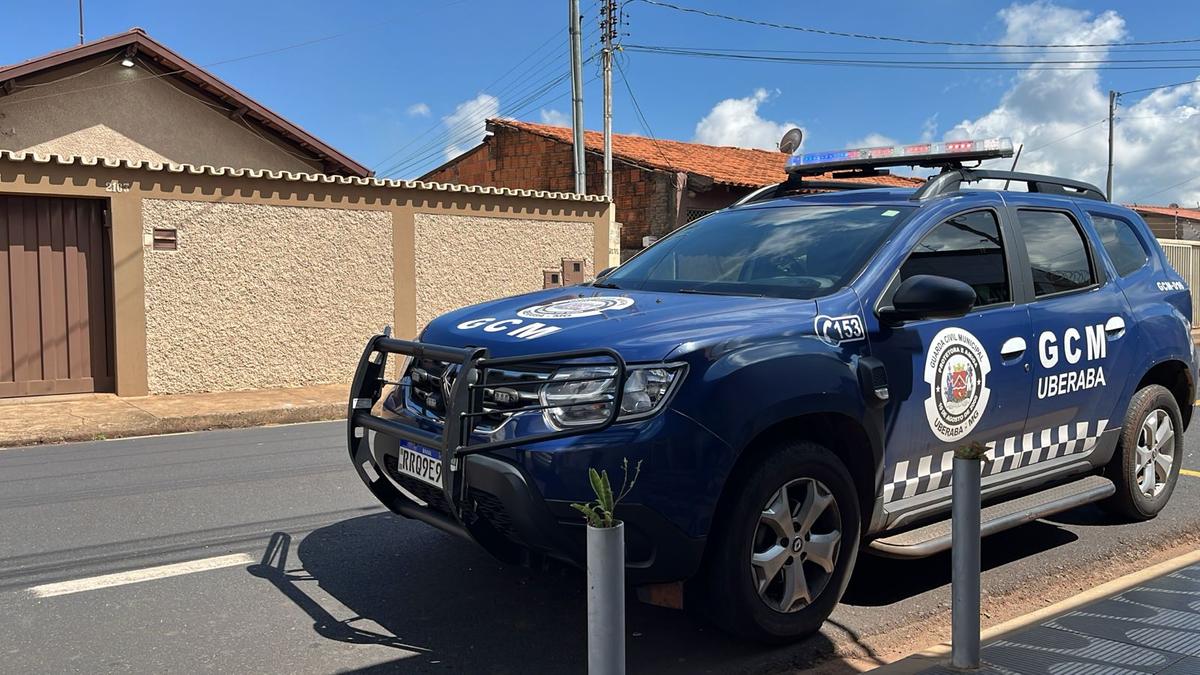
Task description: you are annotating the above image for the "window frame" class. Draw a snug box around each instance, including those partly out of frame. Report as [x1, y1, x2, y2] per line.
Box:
[877, 206, 1017, 316]
[1012, 206, 1103, 301]
[1087, 211, 1151, 279]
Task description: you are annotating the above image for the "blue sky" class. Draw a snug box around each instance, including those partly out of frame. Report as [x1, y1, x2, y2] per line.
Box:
[3, 1, 1199, 204]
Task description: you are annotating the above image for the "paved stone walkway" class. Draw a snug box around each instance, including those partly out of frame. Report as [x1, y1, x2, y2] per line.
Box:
[917, 563, 1200, 674]
[0, 383, 346, 447]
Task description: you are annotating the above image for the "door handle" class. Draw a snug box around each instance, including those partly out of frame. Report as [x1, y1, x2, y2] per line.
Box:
[1105, 316, 1126, 338]
[1000, 337, 1027, 359]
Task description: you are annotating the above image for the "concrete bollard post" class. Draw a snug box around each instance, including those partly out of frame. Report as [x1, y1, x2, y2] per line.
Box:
[587, 521, 625, 675]
[951, 448, 984, 670]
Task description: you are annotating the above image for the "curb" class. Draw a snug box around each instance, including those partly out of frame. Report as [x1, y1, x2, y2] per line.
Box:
[0, 403, 344, 448]
[870, 547, 1200, 673]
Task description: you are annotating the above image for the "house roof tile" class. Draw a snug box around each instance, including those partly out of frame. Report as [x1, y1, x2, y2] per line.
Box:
[1128, 204, 1200, 221]
[488, 118, 924, 189]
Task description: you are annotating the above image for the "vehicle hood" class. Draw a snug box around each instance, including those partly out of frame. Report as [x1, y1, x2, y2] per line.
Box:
[417, 287, 816, 362]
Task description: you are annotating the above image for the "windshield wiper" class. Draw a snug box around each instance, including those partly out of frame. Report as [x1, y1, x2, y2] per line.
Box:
[678, 288, 763, 297]
[592, 281, 622, 289]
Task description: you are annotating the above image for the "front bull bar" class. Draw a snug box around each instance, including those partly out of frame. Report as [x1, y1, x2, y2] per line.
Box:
[347, 331, 627, 522]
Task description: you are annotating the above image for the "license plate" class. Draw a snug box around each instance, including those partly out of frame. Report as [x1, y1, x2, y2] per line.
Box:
[396, 440, 443, 489]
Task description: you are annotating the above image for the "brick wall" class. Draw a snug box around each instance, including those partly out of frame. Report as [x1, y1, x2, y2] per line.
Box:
[425, 126, 671, 251]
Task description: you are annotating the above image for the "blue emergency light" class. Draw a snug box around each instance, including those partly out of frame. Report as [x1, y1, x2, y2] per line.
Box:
[785, 137, 1014, 176]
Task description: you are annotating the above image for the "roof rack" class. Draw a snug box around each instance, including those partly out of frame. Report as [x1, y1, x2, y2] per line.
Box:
[735, 136, 1107, 207]
[735, 137, 1019, 207]
[913, 169, 1108, 202]
[734, 176, 893, 206]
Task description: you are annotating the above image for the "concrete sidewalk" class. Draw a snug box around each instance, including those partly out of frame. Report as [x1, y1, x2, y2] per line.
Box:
[0, 384, 347, 447]
[874, 549, 1200, 674]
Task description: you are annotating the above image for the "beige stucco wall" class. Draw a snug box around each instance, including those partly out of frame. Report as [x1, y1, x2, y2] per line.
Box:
[413, 213, 596, 330]
[0, 56, 320, 173]
[141, 199, 392, 393]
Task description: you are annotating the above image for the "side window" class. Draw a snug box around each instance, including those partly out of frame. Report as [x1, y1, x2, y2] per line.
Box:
[1091, 213, 1149, 277]
[899, 210, 1011, 307]
[1016, 210, 1095, 297]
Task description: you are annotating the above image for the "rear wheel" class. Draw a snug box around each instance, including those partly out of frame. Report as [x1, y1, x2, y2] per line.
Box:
[696, 440, 860, 643]
[1103, 384, 1183, 520]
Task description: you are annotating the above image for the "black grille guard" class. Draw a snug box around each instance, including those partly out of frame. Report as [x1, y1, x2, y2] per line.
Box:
[347, 332, 626, 519]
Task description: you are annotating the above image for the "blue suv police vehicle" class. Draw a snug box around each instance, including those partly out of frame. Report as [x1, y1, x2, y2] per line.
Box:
[347, 137, 1194, 642]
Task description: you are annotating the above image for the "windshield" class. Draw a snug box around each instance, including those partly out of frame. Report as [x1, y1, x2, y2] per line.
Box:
[601, 204, 916, 299]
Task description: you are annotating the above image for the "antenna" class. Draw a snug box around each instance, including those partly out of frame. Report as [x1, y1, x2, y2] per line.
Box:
[78, 0, 84, 45]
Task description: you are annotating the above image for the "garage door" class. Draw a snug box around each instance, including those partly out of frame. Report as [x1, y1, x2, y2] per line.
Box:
[0, 196, 113, 397]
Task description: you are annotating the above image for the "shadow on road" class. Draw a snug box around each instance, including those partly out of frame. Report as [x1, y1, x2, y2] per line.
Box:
[843, 520, 1079, 606]
[247, 511, 1086, 674]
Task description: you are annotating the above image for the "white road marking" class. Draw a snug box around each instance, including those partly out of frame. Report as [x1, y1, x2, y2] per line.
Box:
[29, 553, 255, 598]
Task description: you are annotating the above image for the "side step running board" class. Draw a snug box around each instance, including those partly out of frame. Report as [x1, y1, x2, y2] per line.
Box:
[867, 475, 1116, 559]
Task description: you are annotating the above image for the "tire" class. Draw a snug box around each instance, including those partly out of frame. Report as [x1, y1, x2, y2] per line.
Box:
[694, 440, 861, 643]
[1102, 384, 1184, 520]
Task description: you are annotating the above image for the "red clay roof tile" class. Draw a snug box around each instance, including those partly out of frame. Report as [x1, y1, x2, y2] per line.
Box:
[489, 118, 924, 189]
[1128, 204, 1200, 221]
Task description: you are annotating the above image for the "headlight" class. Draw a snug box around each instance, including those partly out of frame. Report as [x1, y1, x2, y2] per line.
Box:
[540, 364, 685, 429]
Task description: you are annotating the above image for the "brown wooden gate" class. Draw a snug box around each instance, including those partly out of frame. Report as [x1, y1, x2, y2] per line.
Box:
[0, 196, 113, 397]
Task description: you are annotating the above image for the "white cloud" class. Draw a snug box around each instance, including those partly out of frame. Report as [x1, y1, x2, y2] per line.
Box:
[920, 114, 939, 143]
[443, 93, 500, 160]
[693, 88, 801, 150]
[539, 108, 570, 127]
[847, 133, 898, 148]
[945, 3, 1200, 205]
[407, 102, 431, 117]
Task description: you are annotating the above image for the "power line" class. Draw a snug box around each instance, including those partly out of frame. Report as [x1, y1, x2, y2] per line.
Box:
[1119, 76, 1200, 97]
[374, 12, 605, 174]
[624, 45, 1200, 71]
[10, 52, 120, 88]
[380, 58, 601, 178]
[1118, 112, 1200, 120]
[614, 56, 675, 171]
[604, 44, 1200, 57]
[3, 0, 476, 106]
[1027, 119, 1108, 152]
[395, 73, 601, 179]
[370, 0, 605, 170]
[377, 63, 581, 177]
[621, 44, 1200, 64]
[630, 0, 1200, 49]
[1138, 174, 1200, 201]
[369, 27, 565, 170]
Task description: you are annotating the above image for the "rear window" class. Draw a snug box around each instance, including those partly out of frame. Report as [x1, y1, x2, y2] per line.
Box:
[1016, 209, 1096, 297]
[1091, 213, 1149, 277]
[603, 205, 916, 299]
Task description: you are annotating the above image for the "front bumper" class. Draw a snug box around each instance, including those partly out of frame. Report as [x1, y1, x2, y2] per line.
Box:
[345, 334, 708, 583]
[356, 424, 705, 583]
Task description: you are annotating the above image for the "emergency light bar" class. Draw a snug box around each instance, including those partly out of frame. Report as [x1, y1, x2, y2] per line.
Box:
[785, 137, 1014, 176]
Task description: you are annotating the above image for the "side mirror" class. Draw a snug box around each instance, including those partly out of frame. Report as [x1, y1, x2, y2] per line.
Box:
[597, 266, 617, 279]
[879, 274, 976, 324]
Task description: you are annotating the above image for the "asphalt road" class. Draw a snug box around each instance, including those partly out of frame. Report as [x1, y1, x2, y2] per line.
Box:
[1, 421, 1198, 674]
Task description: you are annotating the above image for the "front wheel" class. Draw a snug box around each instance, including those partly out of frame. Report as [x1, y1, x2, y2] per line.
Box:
[695, 440, 861, 643]
[1102, 384, 1184, 520]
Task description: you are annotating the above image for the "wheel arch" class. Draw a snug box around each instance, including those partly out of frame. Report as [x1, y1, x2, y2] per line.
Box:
[709, 412, 882, 542]
[1137, 359, 1193, 429]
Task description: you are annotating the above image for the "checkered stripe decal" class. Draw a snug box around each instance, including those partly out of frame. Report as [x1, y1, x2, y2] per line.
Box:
[882, 418, 1109, 503]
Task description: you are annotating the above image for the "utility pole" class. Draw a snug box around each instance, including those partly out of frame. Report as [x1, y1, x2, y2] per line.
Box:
[601, 0, 617, 199]
[1106, 89, 1117, 200]
[569, 0, 586, 194]
[78, 0, 84, 45]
